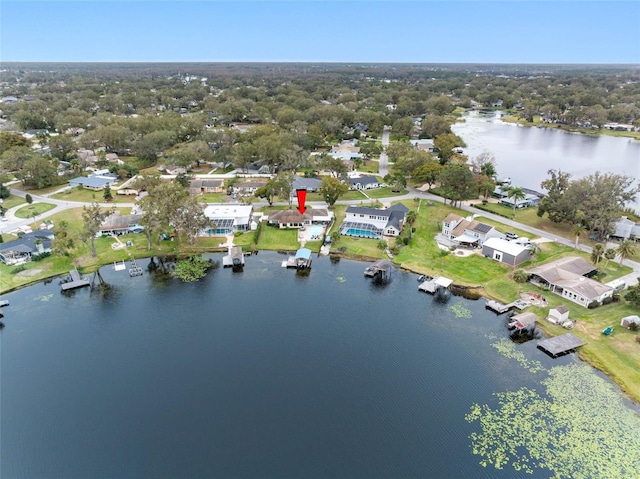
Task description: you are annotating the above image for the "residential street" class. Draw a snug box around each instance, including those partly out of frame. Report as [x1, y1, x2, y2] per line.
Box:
[2, 183, 638, 287]
[378, 125, 390, 176]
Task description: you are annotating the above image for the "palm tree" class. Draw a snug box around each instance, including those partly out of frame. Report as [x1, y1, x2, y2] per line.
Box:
[527, 242, 541, 265]
[571, 223, 585, 249]
[405, 210, 417, 239]
[603, 248, 617, 268]
[617, 240, 637, 266]
[507, 187, 526, 217]
[513, 269, 529, 294]
[591, 243, 604, 267]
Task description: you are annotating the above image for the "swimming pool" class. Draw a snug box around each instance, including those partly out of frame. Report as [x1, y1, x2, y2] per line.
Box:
[309, 226, 323, 238]
[344, 229, 379, 238]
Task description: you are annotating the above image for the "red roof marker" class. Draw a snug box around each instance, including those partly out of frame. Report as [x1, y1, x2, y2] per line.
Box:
[296, 188, 307, 215]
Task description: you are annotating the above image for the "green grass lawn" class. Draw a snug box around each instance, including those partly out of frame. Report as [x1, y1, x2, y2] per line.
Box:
[14, 202, 57, 218]
[1, 194, 25, 211]
[365, 187, 408, 199]
[256, 225, 299, 251]
[358, 161, 379, 174]
[51, 186, 131, 204]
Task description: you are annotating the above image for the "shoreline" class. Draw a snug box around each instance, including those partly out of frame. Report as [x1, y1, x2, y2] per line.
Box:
[3, 247, 640, 406]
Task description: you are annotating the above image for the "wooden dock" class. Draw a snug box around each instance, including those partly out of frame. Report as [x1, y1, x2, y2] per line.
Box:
[485, 299, 514, 314]
[419, 276, 453, 294]
[60, 269, 91, 291]
[537, 333, 587, 358]
[223, 246, 245, 268]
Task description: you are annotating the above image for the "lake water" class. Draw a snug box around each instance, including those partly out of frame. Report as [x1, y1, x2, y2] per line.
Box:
[452, 111, 640, 210]
[0, 252, 632, 478]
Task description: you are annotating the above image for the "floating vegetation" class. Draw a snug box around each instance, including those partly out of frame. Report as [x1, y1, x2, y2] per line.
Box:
[336, 276, 346, 283]
[466, 364, 640, 477]
[33, 294, 54, 302]
[491, 338, 545, 374]
[448, 301, 472, 319]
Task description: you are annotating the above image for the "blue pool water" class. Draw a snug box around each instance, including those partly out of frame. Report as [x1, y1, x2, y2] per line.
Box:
[345, 228, 379, 238]
[309, 225, 323, 238]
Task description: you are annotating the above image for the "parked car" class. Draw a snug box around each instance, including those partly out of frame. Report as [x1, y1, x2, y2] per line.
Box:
[128, 224, 145, 234]
[505, 232, 519, 240]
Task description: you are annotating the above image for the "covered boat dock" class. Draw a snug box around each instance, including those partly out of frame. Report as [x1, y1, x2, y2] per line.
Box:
[537, 333, 587, 358]
[223, 246, 245, 268]
[419, 276, 453, 294]
[364, 259, 393, 282]
[508, 312, 538, 330]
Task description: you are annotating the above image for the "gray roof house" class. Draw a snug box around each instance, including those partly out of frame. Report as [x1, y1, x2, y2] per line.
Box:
[0, 230, 55, 265]
[611, 217, 640, 241]
[348, 175, 379, 190]
[99, 213, 144, 235]
[188, 179, 224, 195]
[340, 203, 408, 238]
[292, 176, 322, 193]
[482, 237, 531, 266]
[527, 256, 613, 307]
[442, 214, 501, 247]
[69, 171, 118, 191]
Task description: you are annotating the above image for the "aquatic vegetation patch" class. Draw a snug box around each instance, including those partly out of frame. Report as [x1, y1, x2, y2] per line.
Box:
[33, 293, 54, 302]
[336, 276, 346, 283]
[491, 338, 545, 374]
[448, 301, 472, 319]
[466, 364, 640, 477]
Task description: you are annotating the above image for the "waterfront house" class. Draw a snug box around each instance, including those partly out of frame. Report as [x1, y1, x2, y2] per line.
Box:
[526, 256, 613, 307]
[482, 237, 531, 266]
[500, 193, 541, 209]
[0, 230, 55, 265]
[99, 213, 144, 236]
[268, 209, 332, 229]
[441, 214, 501, 248]
[203, 204, 253, 235]
[340, 203, 408, 239]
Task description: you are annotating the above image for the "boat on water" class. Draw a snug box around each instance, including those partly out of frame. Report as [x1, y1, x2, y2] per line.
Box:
[0, 300, 9, 307]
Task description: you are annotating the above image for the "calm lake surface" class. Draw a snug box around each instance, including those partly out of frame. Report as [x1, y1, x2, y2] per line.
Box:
[452, 111, 640, 209]
[0, 252, 617, 478]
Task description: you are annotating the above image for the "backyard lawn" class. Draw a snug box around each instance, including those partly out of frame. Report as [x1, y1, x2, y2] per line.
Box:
[51, 186, 132, 204]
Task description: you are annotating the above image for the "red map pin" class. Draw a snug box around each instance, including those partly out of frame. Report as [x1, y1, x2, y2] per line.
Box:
[296, 188, 307, 214]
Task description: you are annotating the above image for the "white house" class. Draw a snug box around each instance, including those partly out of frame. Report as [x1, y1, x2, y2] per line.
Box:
[527, 257, 613, 307]
[203, 204, 253, 235]
[340, 203, 408, 239]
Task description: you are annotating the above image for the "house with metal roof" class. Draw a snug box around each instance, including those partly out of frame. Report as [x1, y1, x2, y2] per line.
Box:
[610, 216, 640, 241]
[291, 176, 322, 193]
[340, 203, 408, 239]
[203, 204, 253, 235]
[527, 256, 613, 307]
[482, 237, 531, 266]
[69, 174, 118, 191]
[441, 214, 501, 247]
[0, 230, 55, 265]
[99, 213, 144, 236]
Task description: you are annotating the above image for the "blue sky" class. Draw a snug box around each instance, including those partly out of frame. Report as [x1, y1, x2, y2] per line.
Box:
[1, 1, 639, 63]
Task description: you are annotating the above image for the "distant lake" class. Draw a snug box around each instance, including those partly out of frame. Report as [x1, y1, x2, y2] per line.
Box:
[452, 111, 640, 210]
[0, 252, 636, 478]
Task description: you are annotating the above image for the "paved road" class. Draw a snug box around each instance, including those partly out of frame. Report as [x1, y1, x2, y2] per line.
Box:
[378, 125, 390, 177]
[3, 183, 638, 287]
